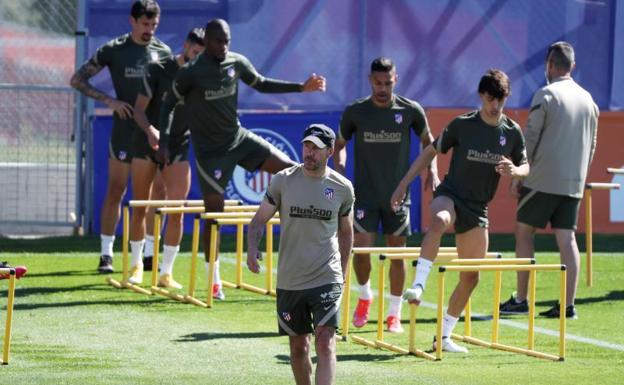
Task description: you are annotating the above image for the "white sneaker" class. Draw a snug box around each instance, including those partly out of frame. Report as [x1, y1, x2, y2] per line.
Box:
[127, 263, 144, 285]
[433, 336, 468, 353]
[402, 284, 424, 304]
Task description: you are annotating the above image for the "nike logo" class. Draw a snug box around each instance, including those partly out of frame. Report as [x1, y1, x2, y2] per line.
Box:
[323, 305, 334, 311]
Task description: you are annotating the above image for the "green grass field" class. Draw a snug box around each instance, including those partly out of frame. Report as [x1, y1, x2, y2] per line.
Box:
[1, 236, 623, 384]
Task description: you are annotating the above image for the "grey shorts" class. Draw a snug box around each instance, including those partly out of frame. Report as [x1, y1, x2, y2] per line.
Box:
[517, 187, 581, 230]
[276, 283, 343, 336]
[194, 131, 273, 195]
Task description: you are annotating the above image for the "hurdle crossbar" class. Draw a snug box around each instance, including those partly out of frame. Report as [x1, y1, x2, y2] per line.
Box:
[1, 268, 17, 365]
[340, 248, 499, 342]
[436, 264, 566, 361]
[584, 182, 620, 287]
[107, 199, 242, 291]
[607, 167, 624, 175]
[345, 254, 534, 360]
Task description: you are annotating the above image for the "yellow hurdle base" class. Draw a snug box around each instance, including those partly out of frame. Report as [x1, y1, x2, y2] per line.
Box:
[105, 277, 124, 289]
[183, 295, 208, 308]
[151, 286, 186, 302]
[121, 281, 153, 296]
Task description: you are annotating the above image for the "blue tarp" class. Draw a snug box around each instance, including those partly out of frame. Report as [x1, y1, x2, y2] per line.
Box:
[87, 0, 622, 110]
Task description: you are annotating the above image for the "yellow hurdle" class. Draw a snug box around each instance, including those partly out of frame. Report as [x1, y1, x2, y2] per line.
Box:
[584, 182, 620, 287]
[437, 264, 566, 361]
[340, 246, 458, 341]
[107, 199, 244, 292]
[345, 251, 531, 361]
[205, 217, 281, 308]
[607, 167, 624, 175]
[1, 268, 17, 365]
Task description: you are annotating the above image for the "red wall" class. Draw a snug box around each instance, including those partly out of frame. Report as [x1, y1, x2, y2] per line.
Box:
[422, 109, 624, 234]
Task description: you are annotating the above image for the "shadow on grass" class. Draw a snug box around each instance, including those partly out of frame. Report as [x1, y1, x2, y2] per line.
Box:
[274, 353, 398, 364]
[12, 298, 164, 310]
[174, 331, 279, 342]
[20, 270, 103, 278]
[535, 290, 624, 307]
[0, 283, 112, 298]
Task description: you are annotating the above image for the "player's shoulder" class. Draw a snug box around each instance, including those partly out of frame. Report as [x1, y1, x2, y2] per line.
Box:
[345, 96, 371, 111]
[275, 164, 302, 179]
[394, 94, 423, 110]
[100, 33, 131, 51]
[228, 51, 249, 63]
[327, 169, 354, 191]
[450, 109, 479, 125]
[148, 36, 171, 52]
[501, 114, 521, 132]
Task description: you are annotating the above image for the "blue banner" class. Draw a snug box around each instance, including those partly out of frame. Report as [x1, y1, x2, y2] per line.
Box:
[91, 112, 422, 235]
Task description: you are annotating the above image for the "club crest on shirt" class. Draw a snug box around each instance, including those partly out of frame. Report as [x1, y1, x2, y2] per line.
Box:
[227, 67, 236, 78]
[324, 187, 334, 200]
[282, 312, 291, 322]
[394, 113, 403, 124]
[499, 135, 506, 146]
[356, 209, 365, 220]
[214, 169, 222, 180]
[118, 151, 127, 161]
[150, 51, 159, 63]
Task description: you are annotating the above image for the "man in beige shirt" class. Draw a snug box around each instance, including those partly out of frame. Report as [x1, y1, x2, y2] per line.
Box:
[248, 124, 354, 385]
[500, 41, 599, 319]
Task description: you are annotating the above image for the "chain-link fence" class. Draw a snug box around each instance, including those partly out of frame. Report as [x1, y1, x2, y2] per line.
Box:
[0, 0, 80, 235]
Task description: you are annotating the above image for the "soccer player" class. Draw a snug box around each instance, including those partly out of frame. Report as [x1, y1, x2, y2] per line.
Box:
[70, 0, 171, 273]
[247, 124, 354, 385]
[393, 69, 529, 353]
[159, 18, 326, 299]
[334, 57, 438, 333]
[127, 28, 205, 288]
[499, 42, 599, 319]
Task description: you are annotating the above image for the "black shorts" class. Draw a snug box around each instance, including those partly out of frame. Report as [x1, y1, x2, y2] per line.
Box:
[194, 130, 273, 195]
[516, 187, 581, 230]
[132, 130, 190, 168]
[353, 201, 411, 236]
[276, 283, 343, 336]
[434, 184, 488, 234]
[109, 124, 133, 163]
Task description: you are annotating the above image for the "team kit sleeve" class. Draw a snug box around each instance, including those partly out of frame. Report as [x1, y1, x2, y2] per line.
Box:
[139, 62, 158, 99]
[88, 42, 113, 68]
[510, 127, 528, 166]
[410, 102, 431, 140]
[264, 173, 284, 208]
[237, 55, 302, 93]
[338, 107, 356, 141]
[339, 184, 355, 217]
[158, 67, 192, 147]
[523, 90, 549, 162]
[432, 120, 459, 154]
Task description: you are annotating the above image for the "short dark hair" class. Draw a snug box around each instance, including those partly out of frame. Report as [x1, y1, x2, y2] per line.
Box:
[547, 41, 575, 71]
[186, 28, 205, 46]
[478, 68, 510, 99]
[205, 18, 230, 35]
[370, 57, 395, 73]
[130, 0, 160, 20]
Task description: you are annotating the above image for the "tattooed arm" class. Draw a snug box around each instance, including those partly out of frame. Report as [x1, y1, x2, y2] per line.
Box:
[69, 62, 133, 119]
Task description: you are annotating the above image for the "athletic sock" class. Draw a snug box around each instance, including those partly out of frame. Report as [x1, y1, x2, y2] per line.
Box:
[359, 281, 373, 301]
[130, 239, 145, 267]
[101, 234, 115, 257]
[161, 244, 179, 275]
[144, 234, 155, 257]
[388, 294, 403, 317]
[442, 312, 460, 338]
[412, 258, 433, 289]
[205, 259, 222, 286]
